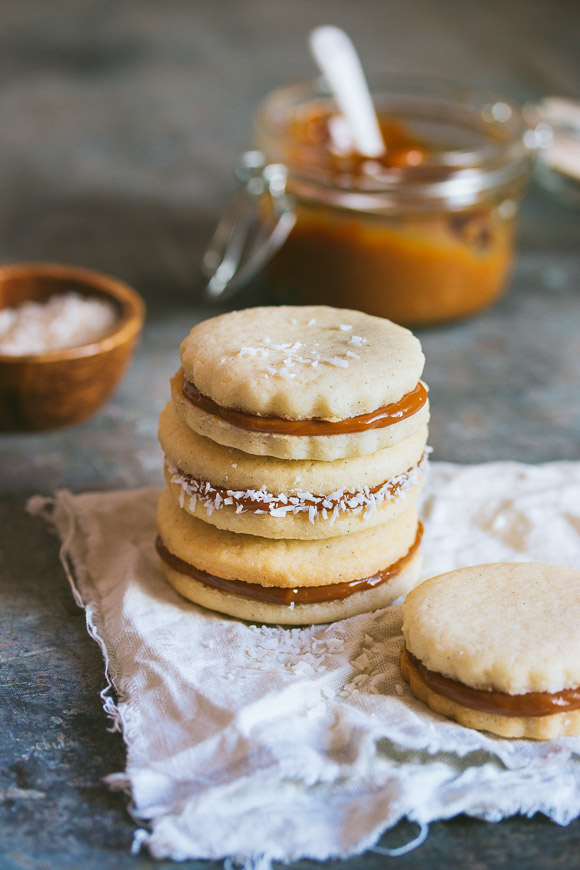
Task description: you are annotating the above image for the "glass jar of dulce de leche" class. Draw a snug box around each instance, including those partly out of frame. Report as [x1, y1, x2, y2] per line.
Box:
[203, 76, 534, 326]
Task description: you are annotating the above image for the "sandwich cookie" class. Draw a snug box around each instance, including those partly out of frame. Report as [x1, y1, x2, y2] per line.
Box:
[401, 563, 580, 739]
[159, 401, 428, 539]
[173, 306, 428, 461]
[157, 489, 423, 625]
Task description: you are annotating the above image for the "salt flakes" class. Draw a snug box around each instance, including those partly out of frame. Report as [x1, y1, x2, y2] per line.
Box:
[0, 292, 118, 356]
[348, 335, 366, 346]
[338, 324, 353, 331]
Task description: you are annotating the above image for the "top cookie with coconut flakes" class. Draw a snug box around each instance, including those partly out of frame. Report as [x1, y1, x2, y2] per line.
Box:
[176, 306, 428, 460]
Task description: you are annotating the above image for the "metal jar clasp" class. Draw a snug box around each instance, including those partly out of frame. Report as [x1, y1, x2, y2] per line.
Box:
[201, 150, 296, 300]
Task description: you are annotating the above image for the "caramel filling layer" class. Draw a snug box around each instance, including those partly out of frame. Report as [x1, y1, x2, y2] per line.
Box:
[157, 523, 422, 606]
[403, 647, 580, 718]
[182, 377, 427, 436]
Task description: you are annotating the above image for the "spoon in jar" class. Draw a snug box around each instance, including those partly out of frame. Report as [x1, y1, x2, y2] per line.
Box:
[309, 26, 386, 158]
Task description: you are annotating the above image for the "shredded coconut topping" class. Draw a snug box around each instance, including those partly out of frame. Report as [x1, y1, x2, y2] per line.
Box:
[339, 624, 399, 698]
[231, 327, 371, 380]
[166, 450, 430, 525]
[239, 624, 349, 674]
[238, 346, 270, 357]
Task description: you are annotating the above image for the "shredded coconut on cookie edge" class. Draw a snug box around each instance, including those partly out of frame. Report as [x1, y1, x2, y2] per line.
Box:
[166, 450, 431, 526]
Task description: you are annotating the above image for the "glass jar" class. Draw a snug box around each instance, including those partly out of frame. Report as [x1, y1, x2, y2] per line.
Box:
[203, 76, 534, 326]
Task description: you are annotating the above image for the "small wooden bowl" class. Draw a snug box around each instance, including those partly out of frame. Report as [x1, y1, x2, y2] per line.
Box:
[0, 263, 146, 431]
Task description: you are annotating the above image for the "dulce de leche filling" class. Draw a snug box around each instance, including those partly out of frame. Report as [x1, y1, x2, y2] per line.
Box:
[157, 522, 422, 606]
[182, 377, 428, 436]
[402, 647, 580, 718]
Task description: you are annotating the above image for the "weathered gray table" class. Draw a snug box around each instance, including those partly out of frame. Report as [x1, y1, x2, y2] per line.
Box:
[1, 1, 580, 867]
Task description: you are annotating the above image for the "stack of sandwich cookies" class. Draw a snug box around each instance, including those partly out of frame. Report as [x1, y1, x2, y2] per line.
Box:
[157, 305, 430, 624]
[401, 563, 580, 739]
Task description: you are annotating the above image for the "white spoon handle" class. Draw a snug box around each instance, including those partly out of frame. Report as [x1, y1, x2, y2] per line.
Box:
[310, 26, 385, 158]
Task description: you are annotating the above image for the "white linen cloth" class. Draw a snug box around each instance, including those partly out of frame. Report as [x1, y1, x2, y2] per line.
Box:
[29, 461, 580, 863]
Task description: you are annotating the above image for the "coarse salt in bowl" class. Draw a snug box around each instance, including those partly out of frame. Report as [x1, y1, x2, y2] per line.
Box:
[0, 263, 146, 431]
[0, 292, 119, 356]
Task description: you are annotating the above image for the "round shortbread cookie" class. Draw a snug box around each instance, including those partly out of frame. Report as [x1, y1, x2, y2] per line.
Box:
[403, 563, 580, 695]
[161, 547, 422, 626]
[180, 306, 425, 420]
[171, 369, 430, 461]
[400, 647, 580, 740]
[157, 487, 419, 588]
[159, 401, 427, 539]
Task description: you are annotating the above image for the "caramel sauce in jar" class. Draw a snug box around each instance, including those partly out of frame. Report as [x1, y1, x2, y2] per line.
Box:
[255, 78, 531, 325]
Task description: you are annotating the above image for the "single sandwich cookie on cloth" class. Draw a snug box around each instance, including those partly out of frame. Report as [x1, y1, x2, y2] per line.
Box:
[172, 305, 429, 461]
[159, 401, 428, 540]
[156, 489, 423, 625]
[401, 563, 580, 739]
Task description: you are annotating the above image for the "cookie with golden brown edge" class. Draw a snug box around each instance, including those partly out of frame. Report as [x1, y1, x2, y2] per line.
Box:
[174, 305, 428, 461]
[401, 563, 580, 739]
[159, 401, 428, 540]
[157, 489, 423, 625]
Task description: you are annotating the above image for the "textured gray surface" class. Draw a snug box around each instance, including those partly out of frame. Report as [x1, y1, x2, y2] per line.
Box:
[1, 0, 580, 867]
